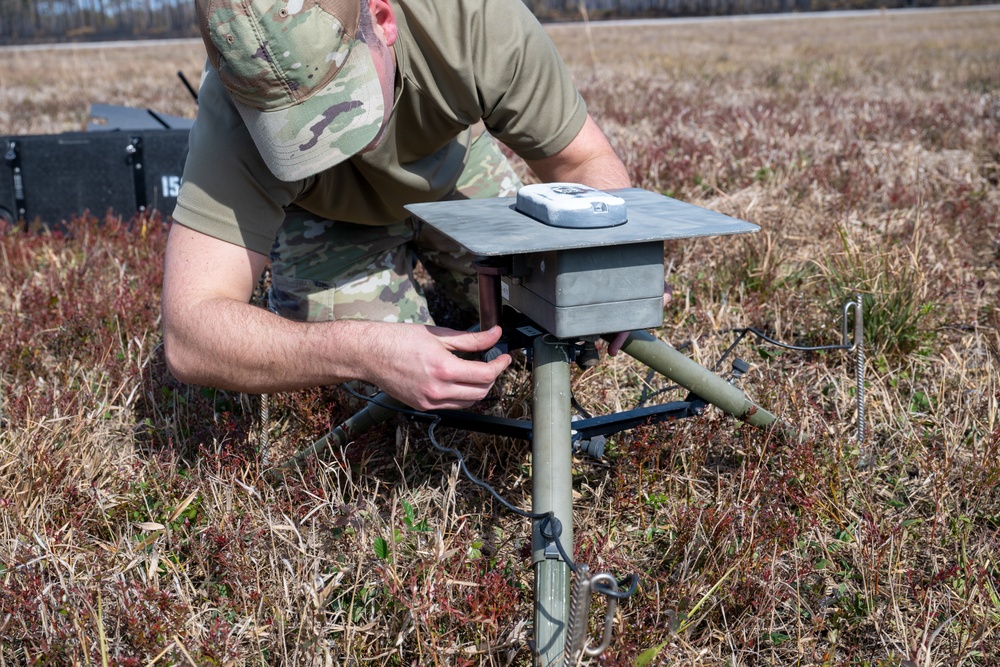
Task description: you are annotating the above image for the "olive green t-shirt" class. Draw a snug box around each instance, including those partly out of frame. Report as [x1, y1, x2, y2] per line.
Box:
[172, 0, 588, 256]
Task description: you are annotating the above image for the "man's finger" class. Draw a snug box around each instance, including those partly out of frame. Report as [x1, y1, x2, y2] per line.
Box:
[447, 350, 512, 385]
[436, 325, 504, 353]
[419, 352, 512, 410]
[663, 282, 674, 308]
[608, 331, 630, 356]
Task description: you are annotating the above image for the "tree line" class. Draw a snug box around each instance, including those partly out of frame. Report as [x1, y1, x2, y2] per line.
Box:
[0, 0, 989, 43]
[1, 0, 197, 43]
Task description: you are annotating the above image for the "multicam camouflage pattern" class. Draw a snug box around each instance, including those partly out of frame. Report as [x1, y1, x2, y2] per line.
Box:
[269, 219, 432, 323]
[268, 131, 523, 323]
[197, 0, 384, 181]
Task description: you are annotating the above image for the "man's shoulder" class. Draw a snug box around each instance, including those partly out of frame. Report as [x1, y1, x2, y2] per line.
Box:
[395, 0, 533, 32]
[394, 0, 544, 79]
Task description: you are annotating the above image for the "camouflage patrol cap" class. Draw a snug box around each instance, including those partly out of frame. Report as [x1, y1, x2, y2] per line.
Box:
[197, 0, 384, 181]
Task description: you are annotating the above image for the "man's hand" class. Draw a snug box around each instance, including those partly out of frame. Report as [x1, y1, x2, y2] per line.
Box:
[363, 324, 511, 411]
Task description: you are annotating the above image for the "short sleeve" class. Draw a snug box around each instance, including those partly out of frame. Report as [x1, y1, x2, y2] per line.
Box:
[172, 65, 306, 255]
[471, 0, 588, 161]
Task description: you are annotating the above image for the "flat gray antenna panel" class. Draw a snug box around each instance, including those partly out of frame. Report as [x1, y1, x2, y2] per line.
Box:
[406, 188, 759, 256]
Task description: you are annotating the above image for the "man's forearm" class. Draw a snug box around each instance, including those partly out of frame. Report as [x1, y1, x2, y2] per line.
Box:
[163, 297, 376, 394]
[555, 154, 630, 191]
[162, 223, 510, 410]
[525, 115, 631, 190]
[164, 299, 512, 410]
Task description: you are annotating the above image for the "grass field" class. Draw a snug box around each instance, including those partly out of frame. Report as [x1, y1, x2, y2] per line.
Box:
[2, 6, 999, 665]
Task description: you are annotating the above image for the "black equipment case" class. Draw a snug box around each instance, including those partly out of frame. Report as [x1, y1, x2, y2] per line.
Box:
[0, 104, 192, 228]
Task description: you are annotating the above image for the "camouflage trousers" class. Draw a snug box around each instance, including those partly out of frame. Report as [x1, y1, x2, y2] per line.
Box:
[268, 131, 522, 325]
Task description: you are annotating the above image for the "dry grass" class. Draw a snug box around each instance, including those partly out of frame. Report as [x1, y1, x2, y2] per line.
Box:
[0, 43, 205, 135]
[2, 7, 1000, 665]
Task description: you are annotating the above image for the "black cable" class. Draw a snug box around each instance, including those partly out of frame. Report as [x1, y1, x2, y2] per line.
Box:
[571, 394, 593, 420]
[339, 387, 641, 597]
[338, 386, 648, 596]
[740, 327, 853, 353]
[428, 418, 584, 573]
[427, 421, 541, 522]
[634, 380, 681, 409]
[712, 328, 751, 371]
[635, 325, 851, 410]
[340, 384, 579, 573]
[594, 574, 639, 600]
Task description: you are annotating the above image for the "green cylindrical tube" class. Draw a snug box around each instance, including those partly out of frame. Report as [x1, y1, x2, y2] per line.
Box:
[272, 392, 403, 476]
[617, 331, 779, 428]
[531, 336, 574, 667]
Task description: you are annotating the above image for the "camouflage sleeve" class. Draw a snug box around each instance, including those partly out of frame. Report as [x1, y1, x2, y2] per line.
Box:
[172, 65, 309, 256]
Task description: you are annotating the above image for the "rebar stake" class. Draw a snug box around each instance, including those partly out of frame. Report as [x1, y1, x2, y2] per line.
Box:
[259, 393, 270, 466]
[563, 564, 592, 666]
[852, 293, 867, 461]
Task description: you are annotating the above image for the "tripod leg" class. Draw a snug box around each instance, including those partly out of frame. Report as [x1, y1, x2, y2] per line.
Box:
[269, 392, 405, 478]
[616, 331, 780, 428]
[531, 336, 574, 666]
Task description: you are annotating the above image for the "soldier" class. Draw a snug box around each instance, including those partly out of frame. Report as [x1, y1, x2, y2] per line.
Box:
[162, 0, 631, 411]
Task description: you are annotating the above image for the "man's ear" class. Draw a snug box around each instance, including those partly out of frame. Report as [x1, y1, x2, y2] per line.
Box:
[368, 0, 398, 46]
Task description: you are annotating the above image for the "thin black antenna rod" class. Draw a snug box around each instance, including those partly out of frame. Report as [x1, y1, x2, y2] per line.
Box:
[177, 70, 198, 104]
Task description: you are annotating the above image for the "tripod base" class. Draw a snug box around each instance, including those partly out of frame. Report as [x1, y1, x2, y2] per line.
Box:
[273, 331, 784, 663]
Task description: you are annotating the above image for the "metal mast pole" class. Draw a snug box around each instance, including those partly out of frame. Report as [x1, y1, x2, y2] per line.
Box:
[531, 335, 574, 666]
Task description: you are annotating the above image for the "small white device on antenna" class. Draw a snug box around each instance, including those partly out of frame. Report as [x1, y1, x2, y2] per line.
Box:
[515, 183, 627, 229]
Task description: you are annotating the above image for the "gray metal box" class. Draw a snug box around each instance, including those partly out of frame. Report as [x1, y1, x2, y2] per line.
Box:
[501, 241, 664, 338]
